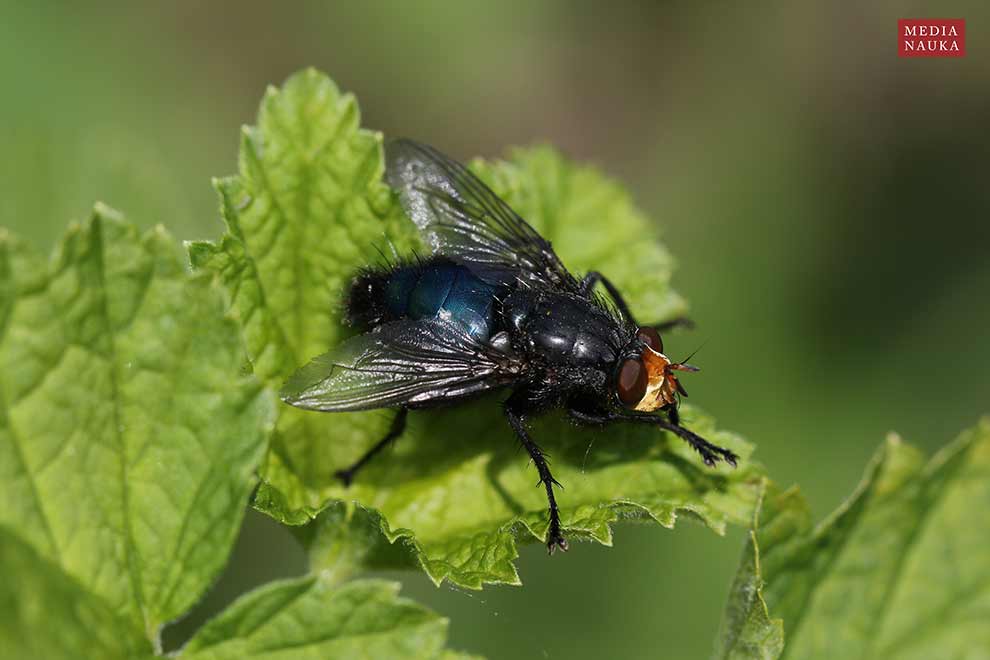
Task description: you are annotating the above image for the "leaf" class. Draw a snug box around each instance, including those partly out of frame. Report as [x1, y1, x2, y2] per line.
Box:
[712, 480, 784, 660]
[0, 209, 274, 646]
[716, 419, 990, 659]
[180, 577, 458, 660]
[192, 68, 764, 589]
[0, 526, 152, 660]
[187, 68, 419, 527]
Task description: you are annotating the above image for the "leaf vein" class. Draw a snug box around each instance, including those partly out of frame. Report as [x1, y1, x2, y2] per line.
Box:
[90, 218, 149, 635]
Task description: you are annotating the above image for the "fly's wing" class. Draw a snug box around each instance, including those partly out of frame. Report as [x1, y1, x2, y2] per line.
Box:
[281, 319, 518, 412]
[386, 139, 579, 291]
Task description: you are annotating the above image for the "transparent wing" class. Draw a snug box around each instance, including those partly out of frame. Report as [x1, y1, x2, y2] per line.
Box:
[386, 139, 579, 290]
[281, 319, 518, 412]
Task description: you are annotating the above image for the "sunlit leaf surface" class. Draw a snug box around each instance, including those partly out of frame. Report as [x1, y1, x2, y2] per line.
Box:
[0, 210, 272, 648]
[716, 419, 990, 659]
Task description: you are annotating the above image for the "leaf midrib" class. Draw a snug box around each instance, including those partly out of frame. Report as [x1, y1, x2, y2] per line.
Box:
[90, 218, 150, 640]
[241, 135, 304, 373]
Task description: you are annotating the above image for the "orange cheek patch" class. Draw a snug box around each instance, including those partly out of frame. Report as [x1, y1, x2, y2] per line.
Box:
[633, 347, 677, 412]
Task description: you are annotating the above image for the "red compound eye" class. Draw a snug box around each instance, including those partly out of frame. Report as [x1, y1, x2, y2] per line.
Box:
[636, 326, 663, 353]
[616, 358, 648, 408]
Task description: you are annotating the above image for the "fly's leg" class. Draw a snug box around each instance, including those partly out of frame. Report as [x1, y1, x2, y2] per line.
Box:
[335, 408, 408, 487]
[568, 407, 611, 427]
[643, 414, 737, 467]
[654, 317, 695, 333]
[579, 271, 638, 325]
[505, 402, 568, 554]
[570, 406, 738, 468]
[579, 271, 693, 331]
[653, 418, 739, 467]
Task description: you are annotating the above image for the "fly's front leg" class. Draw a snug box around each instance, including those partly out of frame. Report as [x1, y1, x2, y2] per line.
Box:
[568, 406, 612, 427]
[661, 418, 737, 467]
[335, 408, 408, 486]
[589, 408, 737, 468]
[504, 401, 568, 554]
[569, 405, 735, 468]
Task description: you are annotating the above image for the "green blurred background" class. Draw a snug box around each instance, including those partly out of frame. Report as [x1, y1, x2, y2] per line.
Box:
[3, 2, 987, 658]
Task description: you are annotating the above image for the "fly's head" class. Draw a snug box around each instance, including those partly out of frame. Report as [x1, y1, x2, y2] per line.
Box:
[613, 326, 697, 412]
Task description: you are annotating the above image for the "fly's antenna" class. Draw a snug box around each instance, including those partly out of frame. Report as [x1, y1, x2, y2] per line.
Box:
[678, 338, 710, 366]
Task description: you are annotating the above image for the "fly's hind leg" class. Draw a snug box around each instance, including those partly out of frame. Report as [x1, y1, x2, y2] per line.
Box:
[579, 271, 639, 325]
[654, 317, 695, 333]
[579, 271, 693, 331]
[335, 408, 408, 487]
[504, 399, 568, 554]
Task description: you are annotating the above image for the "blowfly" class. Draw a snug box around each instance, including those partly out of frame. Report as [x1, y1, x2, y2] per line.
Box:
[282, 140, 738, 553]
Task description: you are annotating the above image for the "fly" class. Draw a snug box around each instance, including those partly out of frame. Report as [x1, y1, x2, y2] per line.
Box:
[281, 140, 738, 553]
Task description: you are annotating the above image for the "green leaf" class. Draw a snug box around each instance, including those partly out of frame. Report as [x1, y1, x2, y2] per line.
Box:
[192, 68, 763, 589]
[295, 405, 761, 589]
[0, 527, 152, 660]
[187, 68, 418, 527]
[717, 419, 990, 659]
[180, 577, 457, 660]
[0, 209, 274, 647]
[713, 480, 784, 660]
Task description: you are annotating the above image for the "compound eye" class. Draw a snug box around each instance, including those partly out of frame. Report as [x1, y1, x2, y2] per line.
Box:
[616, 358, 648, 408]
[637, 326, 663, 353]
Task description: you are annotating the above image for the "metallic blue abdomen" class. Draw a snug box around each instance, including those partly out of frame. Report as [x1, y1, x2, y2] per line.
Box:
[384, 263, 497, 341]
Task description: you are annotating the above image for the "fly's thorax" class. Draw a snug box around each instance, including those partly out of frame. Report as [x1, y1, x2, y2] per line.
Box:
[501, 289, 627, 367]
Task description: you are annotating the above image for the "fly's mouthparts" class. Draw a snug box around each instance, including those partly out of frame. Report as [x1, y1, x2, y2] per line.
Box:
[670, 362, 700, 373]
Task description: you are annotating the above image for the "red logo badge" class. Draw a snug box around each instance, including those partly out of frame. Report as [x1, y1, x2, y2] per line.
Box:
[899, 19, 965, 57]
